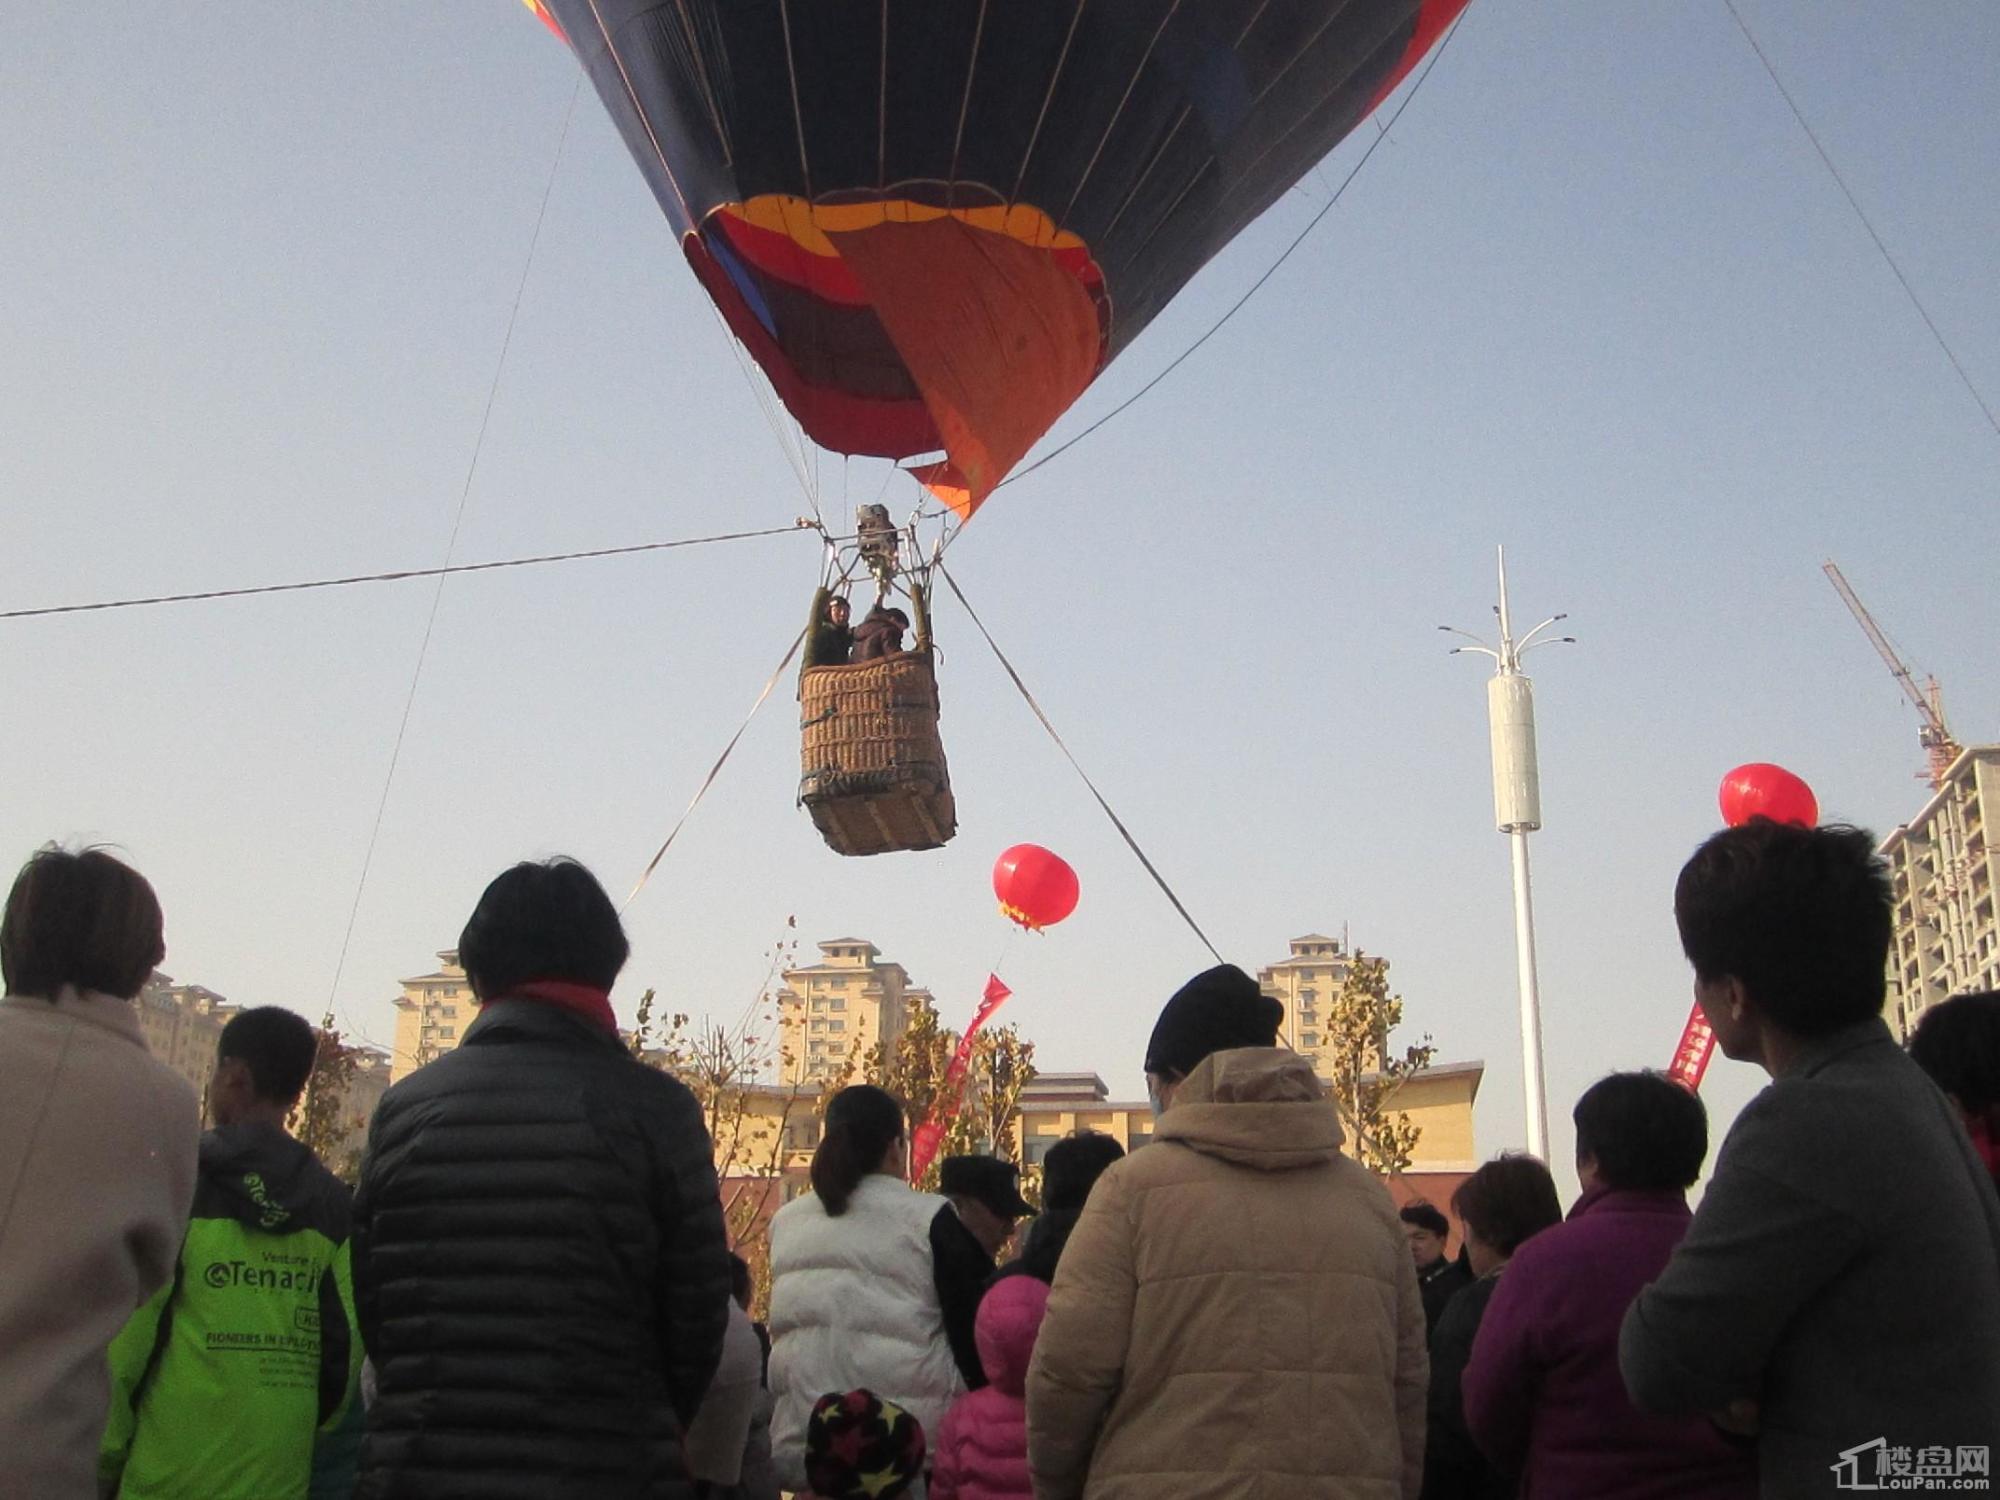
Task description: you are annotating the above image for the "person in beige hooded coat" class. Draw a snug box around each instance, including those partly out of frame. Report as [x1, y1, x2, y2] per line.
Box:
[0, 848, 198, 1499]
[1027, 964, 1427, 1500]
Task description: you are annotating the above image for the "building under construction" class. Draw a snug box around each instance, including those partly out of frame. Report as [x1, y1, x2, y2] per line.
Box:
[1883, 746, 2000, 1040]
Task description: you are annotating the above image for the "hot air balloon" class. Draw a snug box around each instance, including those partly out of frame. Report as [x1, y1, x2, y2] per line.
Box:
[527, 1, 1469, 852]
[535, 0, 1466, 517]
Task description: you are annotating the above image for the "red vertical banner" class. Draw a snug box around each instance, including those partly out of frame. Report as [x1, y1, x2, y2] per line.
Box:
[1666, 1000, 1717, 1092]
[908, 975, 1013, 1183]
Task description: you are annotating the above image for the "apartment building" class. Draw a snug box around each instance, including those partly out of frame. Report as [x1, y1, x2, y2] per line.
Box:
[388, 949, 476, 1082]
[775, 937, 933, 1085]
[1884, 746, 2000, 1039]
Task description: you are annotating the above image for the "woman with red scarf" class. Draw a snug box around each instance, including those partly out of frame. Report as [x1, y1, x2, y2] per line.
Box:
[352, 858, 731, 1500]
[1910, 990, 2000, 1189]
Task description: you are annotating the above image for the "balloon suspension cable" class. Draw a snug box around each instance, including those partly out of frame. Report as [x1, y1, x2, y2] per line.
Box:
[622, 624, 810, 913]
[937, 566, 1408, 1182]
[935, 562, 1222, 966]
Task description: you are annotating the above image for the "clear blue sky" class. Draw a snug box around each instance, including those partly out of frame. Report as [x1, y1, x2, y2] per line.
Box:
[4, 1, 1996, 1193]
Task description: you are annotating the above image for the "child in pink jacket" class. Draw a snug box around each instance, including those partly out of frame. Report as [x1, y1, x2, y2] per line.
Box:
[931, 1276, 1049, 1500]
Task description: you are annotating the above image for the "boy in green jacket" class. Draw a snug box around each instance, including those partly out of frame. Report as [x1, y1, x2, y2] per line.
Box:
[101, 1007, 362, 1499]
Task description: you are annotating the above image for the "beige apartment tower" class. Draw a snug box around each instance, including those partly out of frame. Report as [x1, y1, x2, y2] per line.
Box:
[1256, 933, 1356, 1075]
[1884, 746, 2000, 1040]
[776, 938, 932, 1085]
[388, 949, 476, 1082]
[135, 976, 238, 1107]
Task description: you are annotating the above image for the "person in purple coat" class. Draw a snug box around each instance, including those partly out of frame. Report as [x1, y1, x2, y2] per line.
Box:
[1461, 1072, 1756, 1499]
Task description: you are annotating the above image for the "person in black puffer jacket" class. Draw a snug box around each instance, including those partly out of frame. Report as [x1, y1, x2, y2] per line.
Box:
[352, 858, 730, 1500]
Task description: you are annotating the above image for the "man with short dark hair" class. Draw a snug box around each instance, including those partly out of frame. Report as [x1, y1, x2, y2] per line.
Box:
[1399, 1202, 1470, 1336]
[932, 1154, 1035, 1389]
[1620, 821, 2000, 1490]
[353, 858, 730, 1499]
[100, 1005, 362, 1499]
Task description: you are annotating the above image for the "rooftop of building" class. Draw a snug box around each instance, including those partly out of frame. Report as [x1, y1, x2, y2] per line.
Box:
[398, 949, 466, 987]
[1020, 1072, 1110, 1102]
[1880, 744, 2000, 853]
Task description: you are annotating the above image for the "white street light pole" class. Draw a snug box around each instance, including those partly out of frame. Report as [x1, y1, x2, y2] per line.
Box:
[1442, 548, 1574, 1160]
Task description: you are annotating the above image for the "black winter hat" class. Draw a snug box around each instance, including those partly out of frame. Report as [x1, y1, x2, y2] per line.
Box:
[1143, 963, 1284, 1080]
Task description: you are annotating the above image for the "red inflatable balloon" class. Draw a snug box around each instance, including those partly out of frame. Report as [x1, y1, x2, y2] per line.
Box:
[1718, 764, 1819, 829]
[993, 844, 1079, 931]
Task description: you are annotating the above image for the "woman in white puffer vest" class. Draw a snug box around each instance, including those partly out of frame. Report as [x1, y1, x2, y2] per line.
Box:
[768, 1084, 964, 1492]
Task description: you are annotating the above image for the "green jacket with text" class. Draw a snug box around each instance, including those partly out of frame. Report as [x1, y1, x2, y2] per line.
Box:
[101, 1121, 360, 1499]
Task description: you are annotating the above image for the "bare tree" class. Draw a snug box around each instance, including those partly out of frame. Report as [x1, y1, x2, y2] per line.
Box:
[631, 922, 811, 1312]
[292, 1021, 364, 1183]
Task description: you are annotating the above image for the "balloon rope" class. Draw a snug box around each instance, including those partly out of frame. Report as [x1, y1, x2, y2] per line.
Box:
[1722, 0, 2000, 447]
[938, 566, 1413, 1187]
[935, 563, 1222, 966]
[621, 625, 808, 913]
[323, 74, 582, 1030]
[0, 524, 815, 621]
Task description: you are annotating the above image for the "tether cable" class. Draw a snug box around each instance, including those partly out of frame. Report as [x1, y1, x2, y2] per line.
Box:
[0, 524, 815, 621]
[622, 625, 808, 912]
[1723, 0, 2000, 447]
[323, 75, 581, 1024]
[936, 562, 1223, 965]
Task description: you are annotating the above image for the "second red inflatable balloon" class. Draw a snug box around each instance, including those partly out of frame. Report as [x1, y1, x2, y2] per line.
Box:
[993, 844, 1080, 931]
[1718, 763, 1818, 829]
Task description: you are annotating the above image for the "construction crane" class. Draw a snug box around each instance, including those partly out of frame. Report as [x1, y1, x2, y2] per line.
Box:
[1823, 560, 1962, 789]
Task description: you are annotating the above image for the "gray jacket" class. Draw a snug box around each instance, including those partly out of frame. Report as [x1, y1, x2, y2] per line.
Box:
[1620, 1020, 2000, 1496]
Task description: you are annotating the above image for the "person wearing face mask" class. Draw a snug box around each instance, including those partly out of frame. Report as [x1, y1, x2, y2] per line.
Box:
[1026, 963, 1429, 1500]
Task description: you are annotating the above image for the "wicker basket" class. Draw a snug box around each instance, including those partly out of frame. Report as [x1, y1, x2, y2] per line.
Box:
[799, 650, 956, 855]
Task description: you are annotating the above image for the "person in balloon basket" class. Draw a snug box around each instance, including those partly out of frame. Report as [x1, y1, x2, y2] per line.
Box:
[1461, 1072, 1756, 1499]
[850, 605, 910, 662]
[766, 1086, 963, 1494]
[0, 847, 200, 1500]
[351, 857, 731, 1500]
[1401, 1200, 1472, 1339]
[1027, 963, 1428, 1499]
[1908, 989, 2000, 1193]
[100, 1005, 364, 1500]
[1619, 821, 2000, 1492]
[805, 592, 854, 668]
[933, 1154, 1035, 1390]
